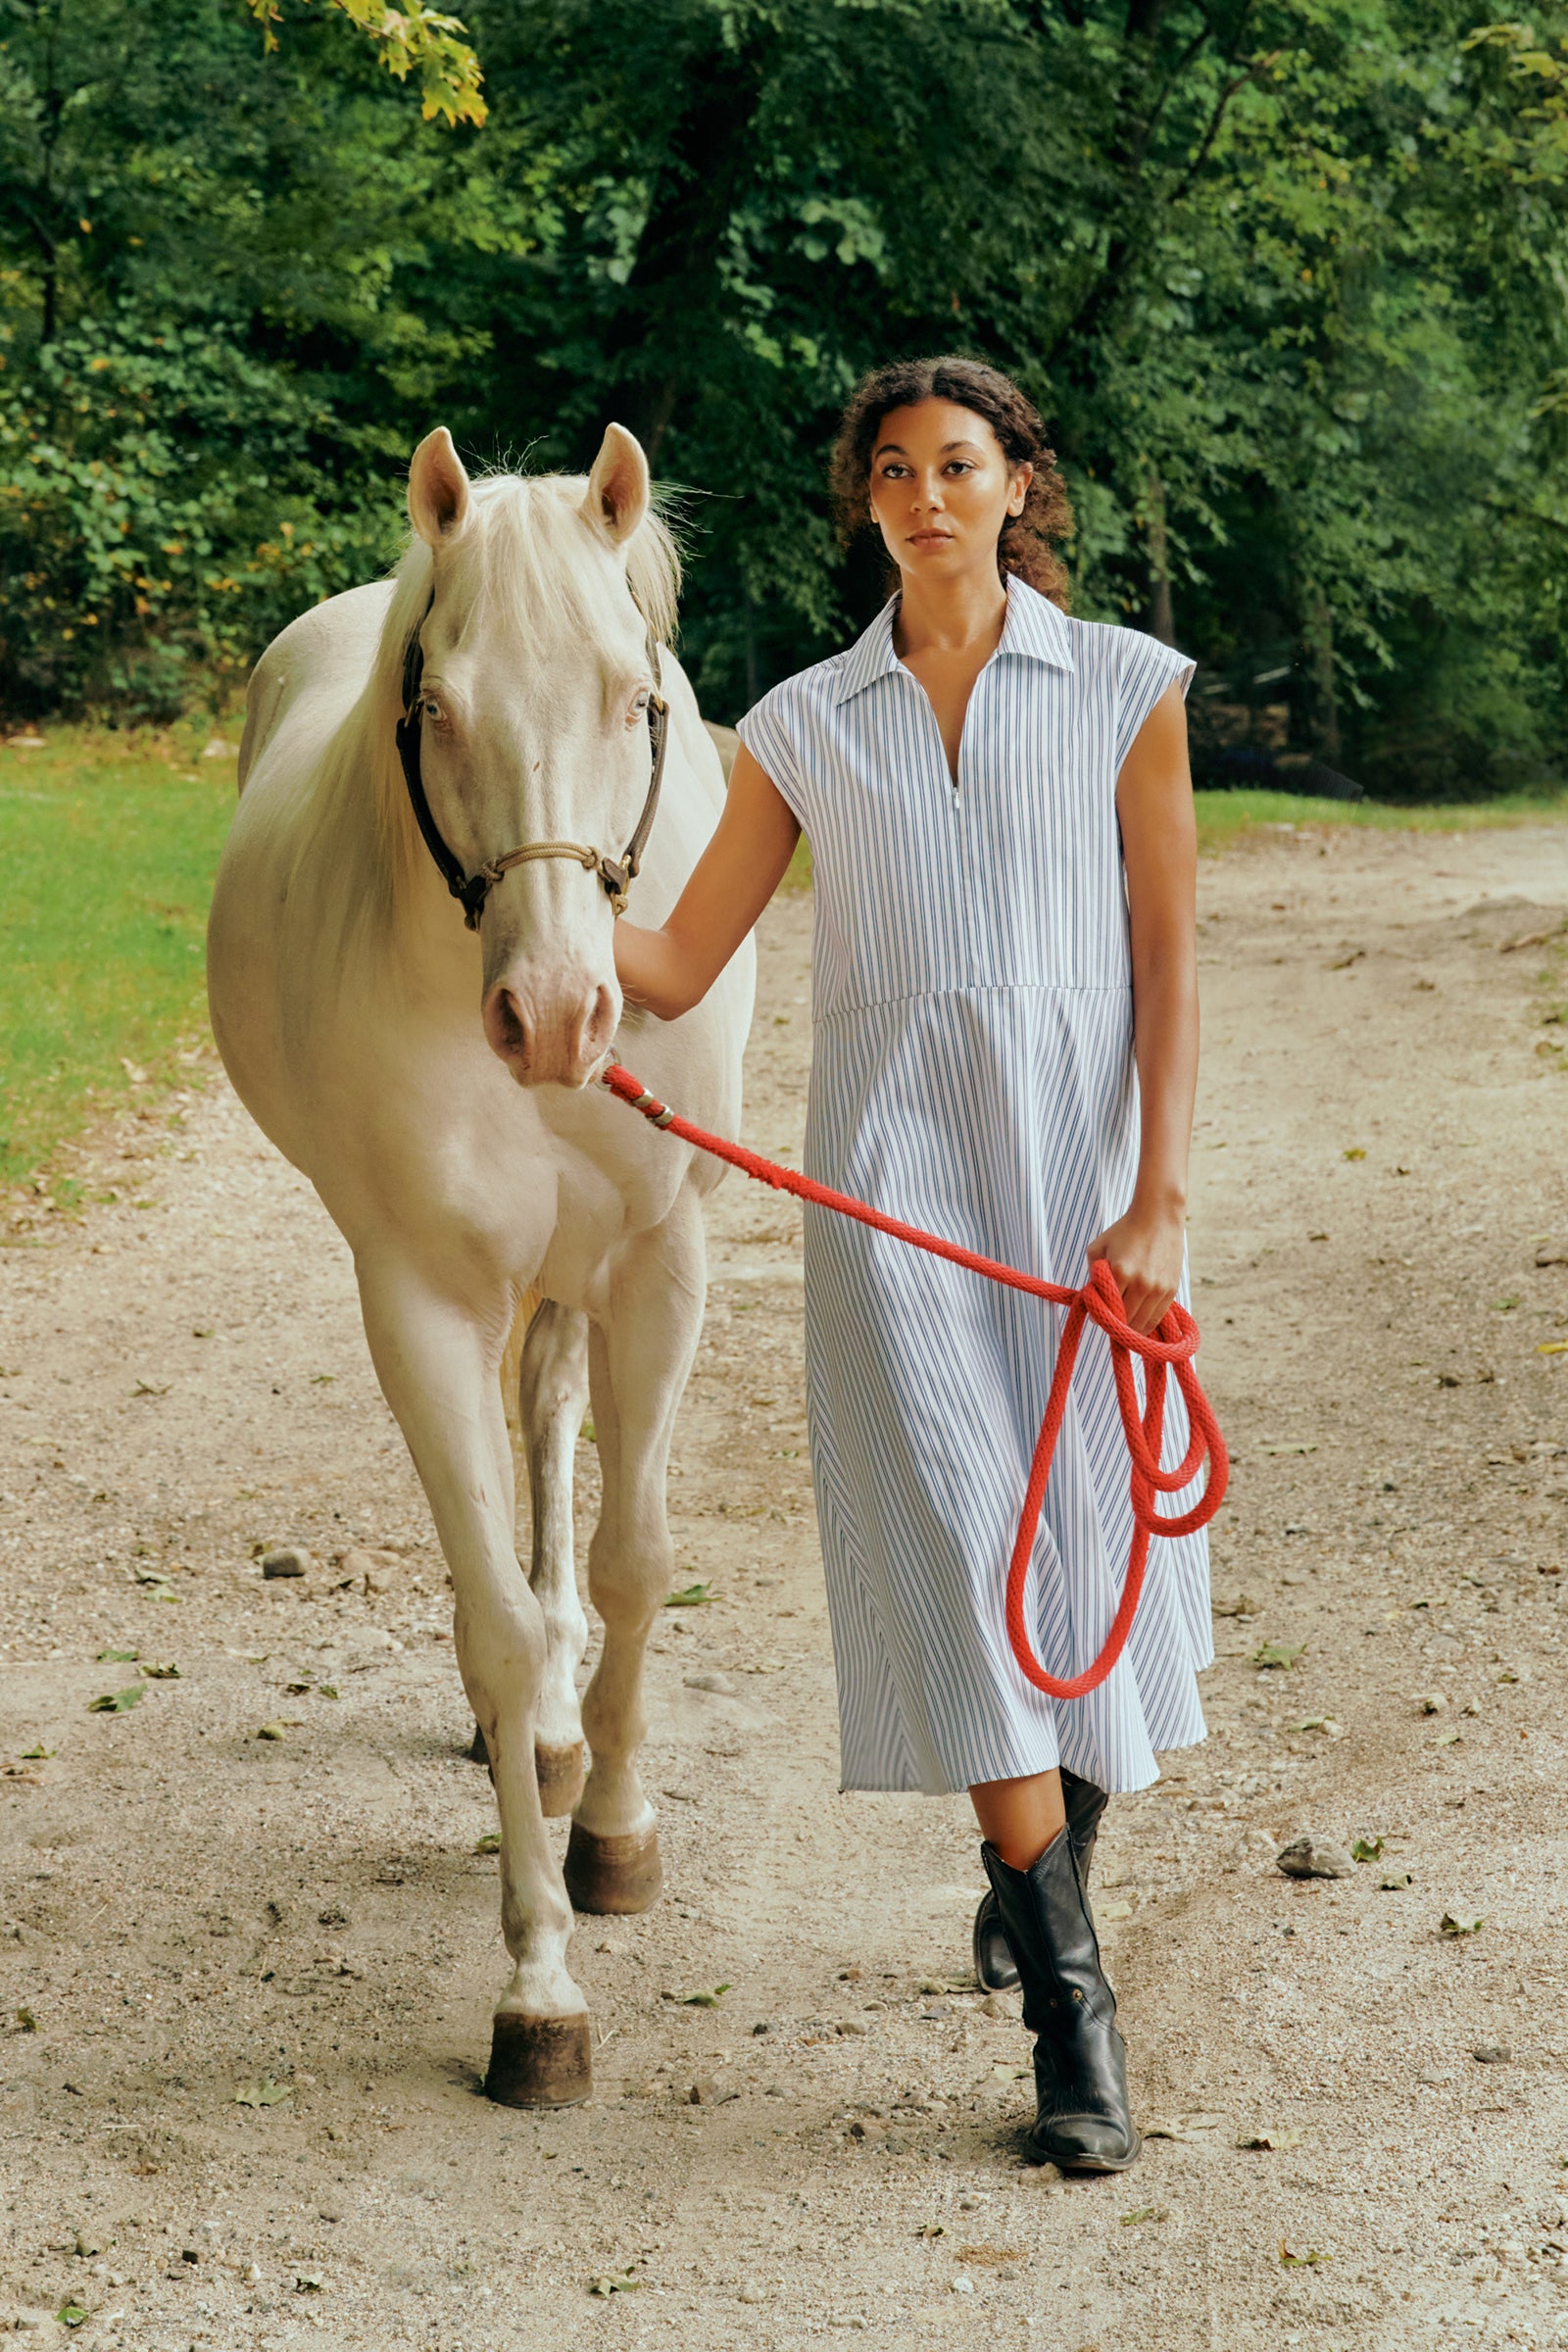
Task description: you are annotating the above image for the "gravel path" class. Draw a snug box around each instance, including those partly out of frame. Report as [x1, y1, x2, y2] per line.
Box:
[2, 819, 1567, 2351]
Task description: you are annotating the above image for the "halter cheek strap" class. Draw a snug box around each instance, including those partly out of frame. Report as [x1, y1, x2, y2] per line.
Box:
[394, 594, 670, 931]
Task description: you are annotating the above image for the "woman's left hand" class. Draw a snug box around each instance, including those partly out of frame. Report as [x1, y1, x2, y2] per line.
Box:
[1085, 1204, 1187, 1336]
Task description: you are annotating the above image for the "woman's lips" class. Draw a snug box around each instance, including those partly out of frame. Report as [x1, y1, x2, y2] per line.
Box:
[908, 530, 954, 548]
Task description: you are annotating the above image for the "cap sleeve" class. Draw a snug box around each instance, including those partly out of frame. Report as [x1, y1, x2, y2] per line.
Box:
[1114, 634, 1197, 774]
[735, 683, 809, 829]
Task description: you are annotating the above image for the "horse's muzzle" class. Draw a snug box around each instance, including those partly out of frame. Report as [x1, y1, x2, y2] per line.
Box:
[483, 975, 618, 1088]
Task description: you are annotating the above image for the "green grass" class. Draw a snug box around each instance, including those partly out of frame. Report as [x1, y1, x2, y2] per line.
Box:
[0, 721, 238, 1190]
[1191, 784, 1568, 856]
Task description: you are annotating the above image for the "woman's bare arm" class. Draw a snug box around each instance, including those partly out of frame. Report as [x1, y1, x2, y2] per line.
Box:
[613, 743, 801, 1020]
[1086, 679, 1200, 1334]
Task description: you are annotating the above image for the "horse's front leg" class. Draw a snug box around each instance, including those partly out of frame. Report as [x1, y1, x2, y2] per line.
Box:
[517, 1298, 591, 1816]
[356, 1254, 591, 2108]
[565, 1197, 707, 1915]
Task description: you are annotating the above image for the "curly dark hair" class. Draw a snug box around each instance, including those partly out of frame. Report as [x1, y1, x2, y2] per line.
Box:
[829, 355, 1073, 611]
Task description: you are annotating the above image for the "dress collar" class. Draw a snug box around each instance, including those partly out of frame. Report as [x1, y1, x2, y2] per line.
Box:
[831, 572, 1073, 706]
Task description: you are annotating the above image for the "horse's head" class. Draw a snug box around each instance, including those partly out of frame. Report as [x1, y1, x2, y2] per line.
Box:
[401, 424, 674, 1088]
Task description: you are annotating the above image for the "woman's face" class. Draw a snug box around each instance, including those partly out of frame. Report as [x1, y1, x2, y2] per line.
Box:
[867, 399, 1031, 586]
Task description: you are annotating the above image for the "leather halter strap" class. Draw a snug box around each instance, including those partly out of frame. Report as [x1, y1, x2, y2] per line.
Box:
[394, 592, 670, 932]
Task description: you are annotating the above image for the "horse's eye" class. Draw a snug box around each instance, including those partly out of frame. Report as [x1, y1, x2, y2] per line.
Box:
[627, 688, 652, 724]
[422, 695, 445, 725]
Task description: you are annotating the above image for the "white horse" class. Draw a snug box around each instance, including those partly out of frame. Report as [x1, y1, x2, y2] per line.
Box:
[207, 424, 755, 2106]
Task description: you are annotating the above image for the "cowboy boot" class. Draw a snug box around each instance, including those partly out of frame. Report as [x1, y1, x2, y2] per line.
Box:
[981, 1827, 1139, 2172]
[972, 1768, 1109, 1994]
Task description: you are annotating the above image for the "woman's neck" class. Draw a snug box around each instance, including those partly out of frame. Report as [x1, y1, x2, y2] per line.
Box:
[892, 564, 1008, 661]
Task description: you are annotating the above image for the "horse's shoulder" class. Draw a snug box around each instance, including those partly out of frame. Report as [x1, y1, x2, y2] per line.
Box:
[239, 582, 396, 791]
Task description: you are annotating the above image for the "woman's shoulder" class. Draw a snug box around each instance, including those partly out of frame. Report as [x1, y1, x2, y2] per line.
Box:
[1060, 612, 1191, 672]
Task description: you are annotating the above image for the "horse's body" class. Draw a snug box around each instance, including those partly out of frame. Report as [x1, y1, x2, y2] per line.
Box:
[207, 426, 755, 2104]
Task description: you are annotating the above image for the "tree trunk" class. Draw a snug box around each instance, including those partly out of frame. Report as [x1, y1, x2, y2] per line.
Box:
[1145, 470, 1174, 644]
[1305, 593, 1339, 761]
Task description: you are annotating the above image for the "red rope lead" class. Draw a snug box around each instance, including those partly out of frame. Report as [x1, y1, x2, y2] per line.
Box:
[602, 1062, 1228, 1701]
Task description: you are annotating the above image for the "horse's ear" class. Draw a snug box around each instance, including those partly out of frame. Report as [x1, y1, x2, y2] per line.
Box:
[409, 427, 471, 546]
[583, 422, 650, 547]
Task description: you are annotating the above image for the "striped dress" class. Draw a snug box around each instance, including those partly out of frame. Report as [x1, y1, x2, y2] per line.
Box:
[736, 576, 1210, 1796]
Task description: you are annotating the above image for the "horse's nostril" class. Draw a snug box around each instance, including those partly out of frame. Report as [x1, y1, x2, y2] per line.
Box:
[498, 993, 527, 1054]
[585, 983, 616, 1053]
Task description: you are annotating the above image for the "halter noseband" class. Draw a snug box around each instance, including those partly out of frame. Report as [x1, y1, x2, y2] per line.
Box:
[394, 593, 670, 932]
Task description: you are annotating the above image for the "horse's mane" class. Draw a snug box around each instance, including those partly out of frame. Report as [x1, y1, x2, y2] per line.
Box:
[290, 470, 681, 939]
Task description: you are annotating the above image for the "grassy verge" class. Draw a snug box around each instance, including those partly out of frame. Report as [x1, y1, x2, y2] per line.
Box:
[0, 721, 238, 1195]
[1191, 784, 1568, 855]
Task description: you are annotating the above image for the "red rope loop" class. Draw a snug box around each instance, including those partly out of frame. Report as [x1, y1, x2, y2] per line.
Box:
[601, 1063, 1229, 1701]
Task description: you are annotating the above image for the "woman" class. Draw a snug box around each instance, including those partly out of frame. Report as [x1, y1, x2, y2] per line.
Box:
[613, 355, 1209, 2175]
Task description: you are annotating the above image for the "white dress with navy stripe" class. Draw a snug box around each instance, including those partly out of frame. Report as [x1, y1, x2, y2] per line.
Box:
[736, 576, 1211, 1796]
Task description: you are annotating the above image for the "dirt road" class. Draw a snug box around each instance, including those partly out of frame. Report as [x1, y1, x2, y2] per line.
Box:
[2, 818, 1567, 2352]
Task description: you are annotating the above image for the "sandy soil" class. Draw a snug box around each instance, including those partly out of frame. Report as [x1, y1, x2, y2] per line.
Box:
[2, 818, 1567, 2352]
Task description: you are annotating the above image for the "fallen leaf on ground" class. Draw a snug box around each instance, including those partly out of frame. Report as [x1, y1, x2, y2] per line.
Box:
[1144, 2112, 1229, 2144]
[1350, 1836, 1384, 1861]
[1253, 1642, 1305, 1670]
[473, 1833, 501, 1854]
[664, 1984, 731, 2007]
[1380, 1872, 1413, 1890]
[1098, 1897, 1134, 1922]
[1240, 2128, 1303, 2150]
[130, 1379, 170, 1397]
[130, 1564, 172, 1587]
[19, 1746, 54, 1761]
[1291, 1717, 1340, 1735]
[55, 2307, 88, 2329]
[664, 1581, 717, 1607]
[97, 1647, 138, 1663]
[588, 2273, 642, 2296]
[139, 1661, 179, 1680]
[13, 2007, 37, 2033]
[234, 2078, 292, 2107]
[1538, 1342, 1568, 1356]
[915, 2223, 947, 2238]
[1279, 2240, 1330, 2267]
[1212, 1594, 1261, 1617]
[1120, 2206, 1168, 2227]
[1472, 2043, 1510, 2064]
[1342, 1145, 1367, 1158]
[1258, 1442, 1317, 1455]
[256, 1720, 302, 1741]
[87, 1688, 143, 1714]
[1441, 1910, 1484, 1936]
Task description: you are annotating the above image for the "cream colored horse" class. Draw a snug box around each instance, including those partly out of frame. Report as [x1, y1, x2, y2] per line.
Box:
[208, 425, 755, 2106]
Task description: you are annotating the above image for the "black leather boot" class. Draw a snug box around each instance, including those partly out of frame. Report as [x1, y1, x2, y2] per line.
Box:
[972, 1769, 1108, 1994]
[981, 1828, 1139, 2172]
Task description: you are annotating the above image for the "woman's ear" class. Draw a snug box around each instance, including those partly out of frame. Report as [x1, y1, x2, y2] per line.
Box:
[1008, 462, 1034, 517]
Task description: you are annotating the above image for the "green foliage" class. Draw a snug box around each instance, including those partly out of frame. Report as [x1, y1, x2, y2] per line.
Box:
[245, 0, 486, 124]
[0, 0, 1565, 798]
[0, 318, 398, 717]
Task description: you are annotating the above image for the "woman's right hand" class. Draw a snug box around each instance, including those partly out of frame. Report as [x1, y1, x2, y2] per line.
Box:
[614, 742, 800, 1021]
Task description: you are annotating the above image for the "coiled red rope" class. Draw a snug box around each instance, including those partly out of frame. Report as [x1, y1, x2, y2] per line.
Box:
[602, 1062, 1228, 1701]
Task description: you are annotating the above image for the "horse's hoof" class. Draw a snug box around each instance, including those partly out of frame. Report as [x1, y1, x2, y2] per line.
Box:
[535, 1740, 586, 1818]
[467, 1723, 490, 1767]
[564, 1821, 663, 1915]
[484, 2011, 592, 2108]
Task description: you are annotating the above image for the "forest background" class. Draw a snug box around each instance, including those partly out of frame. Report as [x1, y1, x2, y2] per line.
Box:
[5, 0, 1568, 799]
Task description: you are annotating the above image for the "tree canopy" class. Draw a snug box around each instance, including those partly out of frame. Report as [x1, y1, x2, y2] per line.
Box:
[3, 0, 1567, 796]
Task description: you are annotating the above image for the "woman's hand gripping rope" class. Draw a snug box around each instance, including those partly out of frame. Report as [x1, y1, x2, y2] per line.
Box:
[600, 1063, 1229, 1700]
